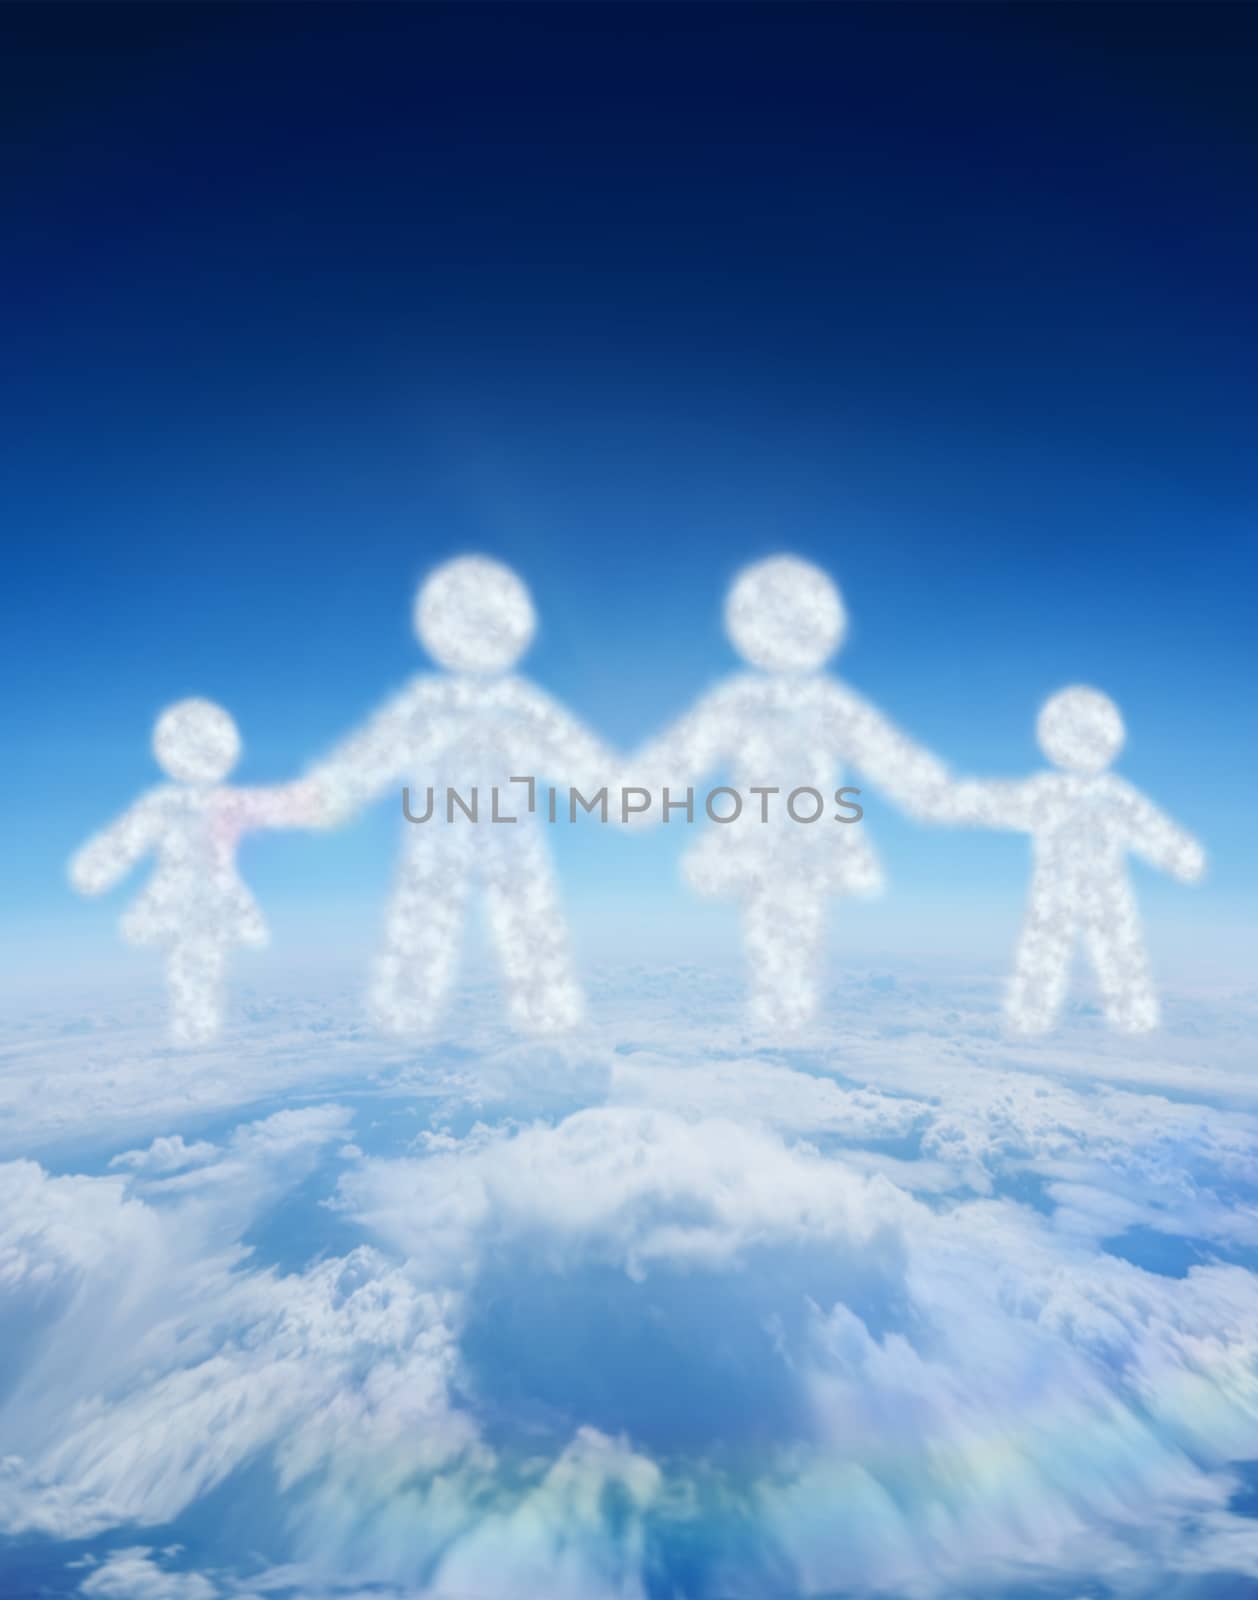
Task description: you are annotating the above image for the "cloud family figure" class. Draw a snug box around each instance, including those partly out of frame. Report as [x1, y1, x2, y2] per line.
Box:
[70, 556, 1205, 1043]
[68, 700, 325, 1044]
[930, 686, 1205, 1033]
[302, 557, 615, 1035]
[632, 557, 949, 1028]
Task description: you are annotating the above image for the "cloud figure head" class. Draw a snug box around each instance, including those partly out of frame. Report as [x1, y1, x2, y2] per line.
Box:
[1037, 685, 1126, 773]
[415, 555, 537, 674]
[724, 555, 847, 672]
[152, 699, 241, 784]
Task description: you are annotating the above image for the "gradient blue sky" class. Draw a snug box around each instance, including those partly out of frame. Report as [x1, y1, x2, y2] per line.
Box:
[3, 3, 1255, 986]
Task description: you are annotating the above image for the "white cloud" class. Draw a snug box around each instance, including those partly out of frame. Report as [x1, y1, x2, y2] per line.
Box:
[110, 1135, 221, 1175]
[0, 1106, 478, 1543]
[341, 1105, 912, 1292]
[79, 1547, 220, 1600]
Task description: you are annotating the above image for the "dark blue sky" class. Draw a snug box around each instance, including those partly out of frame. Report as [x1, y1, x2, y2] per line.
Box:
[3, 4, 1255, 968]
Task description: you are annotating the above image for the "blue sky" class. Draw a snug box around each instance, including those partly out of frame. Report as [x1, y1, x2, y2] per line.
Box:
[3, 4, 1255, 984]
[6, 14, 1258, 1600]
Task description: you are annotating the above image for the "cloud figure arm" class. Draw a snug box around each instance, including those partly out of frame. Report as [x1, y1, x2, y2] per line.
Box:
[304, 677, 458, 823]
[504, 681, 621, 796]
[627, 681, 749, 816]
[1111, 777, 1206, 883]
[217, 779, 336, 835]
[69, 792, 167, 895]
[820, 681, 951, 818]
[633, 678, 739, 784]
[925, 776, 1040, 830]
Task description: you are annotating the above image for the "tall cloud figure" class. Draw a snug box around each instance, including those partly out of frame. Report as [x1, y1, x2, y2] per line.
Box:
[68, 699, 322, 1044]
[632, 556, 949, 1028]
[306, 556, 614, 1035]
[930, 685, 1205, 1032]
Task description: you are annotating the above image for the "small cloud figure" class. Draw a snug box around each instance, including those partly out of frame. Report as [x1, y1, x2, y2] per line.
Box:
[306, 556, 614, 1036]
[69, 699, 322, 1045]
[632, 556, 949, 1029]
[933, 685, 1205, 1033]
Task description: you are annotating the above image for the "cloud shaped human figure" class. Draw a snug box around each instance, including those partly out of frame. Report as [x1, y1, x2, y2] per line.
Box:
[305, 556, 615, 1036]
[930, 685, 1205, 1033]
[68, 699, 323, 1044]
[632, 556, 950, 1029]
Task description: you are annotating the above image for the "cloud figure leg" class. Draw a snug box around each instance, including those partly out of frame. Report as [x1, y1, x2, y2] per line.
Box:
[1085, 879, 1159, 1033]
[744, 884, 826, 1031]
[369, 830, 469, 1035]
[1007, 878, 1076, 1035]
[482, 826, 583, 1034]
[166, 935, 227, 1045]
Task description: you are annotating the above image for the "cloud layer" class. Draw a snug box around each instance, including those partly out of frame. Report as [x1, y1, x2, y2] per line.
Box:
[1, 964, 1257, 1597]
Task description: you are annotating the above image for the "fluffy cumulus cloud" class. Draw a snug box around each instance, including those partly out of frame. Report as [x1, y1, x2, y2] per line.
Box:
[1, 963, 1257, 1597]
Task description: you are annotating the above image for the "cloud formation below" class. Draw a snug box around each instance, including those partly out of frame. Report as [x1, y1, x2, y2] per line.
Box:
[1, 965, 1256, 1598]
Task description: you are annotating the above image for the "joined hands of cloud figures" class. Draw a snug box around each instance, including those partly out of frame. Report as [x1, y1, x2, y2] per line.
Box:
[69, 555, 1205, 1046]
